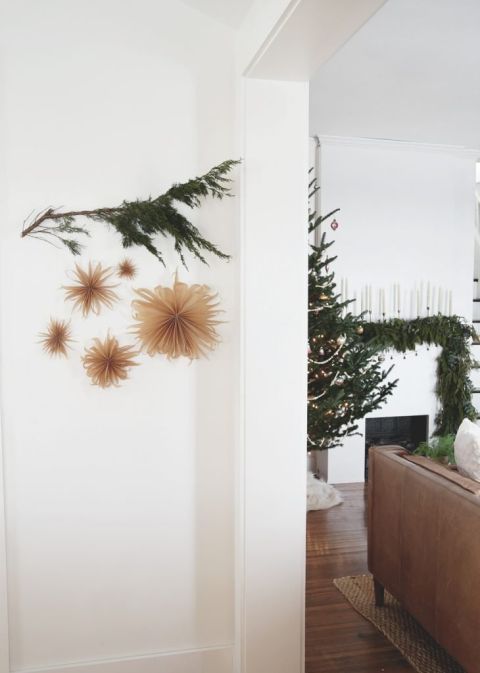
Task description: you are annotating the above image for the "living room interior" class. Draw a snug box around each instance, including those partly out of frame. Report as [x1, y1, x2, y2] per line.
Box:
[306, 1, 480, 672]
[0, 1, 479, 673]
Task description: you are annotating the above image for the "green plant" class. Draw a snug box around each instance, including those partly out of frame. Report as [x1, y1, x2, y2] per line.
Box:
[414, 434, 456, 464]
[21, 159, 240, 265]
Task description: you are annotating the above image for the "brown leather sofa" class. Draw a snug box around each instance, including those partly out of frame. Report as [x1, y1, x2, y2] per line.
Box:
[368, 445, 480, 673]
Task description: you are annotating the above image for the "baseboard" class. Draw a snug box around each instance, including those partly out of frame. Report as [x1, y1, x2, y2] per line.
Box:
[13, 645, 233, 673]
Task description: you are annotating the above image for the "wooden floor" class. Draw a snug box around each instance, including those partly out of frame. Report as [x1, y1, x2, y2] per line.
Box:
[306, 483, 415, 673]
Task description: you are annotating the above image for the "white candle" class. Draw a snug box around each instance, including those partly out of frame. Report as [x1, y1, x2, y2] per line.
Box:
[368, 286, 372, 312]
[438, 287, 443, 314]
[448, 290, 453, 316]
[410, 289, 414, 319]
[417, 287, 420, 317]
[397, 284, 401, 314]
[345, 279, 349, 302]
[353, 291, 358, 315]
[392, 285, 397, 315]
[383, 288, 387, 316]
[340, 278, 344, 303]
[360, 287, 364, 313]
[431, 286, 437, 314]
[427, 281, 431, 311]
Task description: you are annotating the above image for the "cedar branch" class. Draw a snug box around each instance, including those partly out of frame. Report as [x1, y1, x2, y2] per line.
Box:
[21, 159, 240, 265]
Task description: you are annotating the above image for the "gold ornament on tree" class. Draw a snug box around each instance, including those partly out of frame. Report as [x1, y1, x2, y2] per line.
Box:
[117, 258, 137, 280]
[82, 335, 139, 388]
[39, 318, 73, 357]
[64, 262, 119, 317]
[131, 274, 221, 359]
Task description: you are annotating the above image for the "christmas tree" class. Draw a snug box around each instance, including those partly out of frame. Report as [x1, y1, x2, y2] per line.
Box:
[308, 215, 398, 451]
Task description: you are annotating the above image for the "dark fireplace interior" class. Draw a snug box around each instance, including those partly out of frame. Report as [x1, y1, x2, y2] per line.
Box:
[365, 414, 429, 480]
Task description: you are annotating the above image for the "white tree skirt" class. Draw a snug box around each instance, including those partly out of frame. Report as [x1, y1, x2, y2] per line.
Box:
[307, 472, 343, 511]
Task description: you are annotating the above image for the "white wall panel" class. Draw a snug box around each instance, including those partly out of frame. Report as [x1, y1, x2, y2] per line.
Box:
[0, 1, 236, 670]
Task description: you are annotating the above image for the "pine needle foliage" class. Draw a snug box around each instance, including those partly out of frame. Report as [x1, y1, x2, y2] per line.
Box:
[414, 434, 456, 464]
[308, 221, 398, 451]
[362, 316, 478, 435]
[21, 159, 240, 266]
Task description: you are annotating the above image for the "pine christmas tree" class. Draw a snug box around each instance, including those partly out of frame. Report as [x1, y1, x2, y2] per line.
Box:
[308, 217, 397, 451]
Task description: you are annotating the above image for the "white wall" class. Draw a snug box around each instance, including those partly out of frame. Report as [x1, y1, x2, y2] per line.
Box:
[241, 78, 309, 673]
[317, 137, 477, 483]
[0, 1, 236, 671]
[0, 2, 422, 672]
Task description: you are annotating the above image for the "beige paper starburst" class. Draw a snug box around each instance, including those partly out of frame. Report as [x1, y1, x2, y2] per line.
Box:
[64, 262, 119, 316]
[117, 258, 137, 280]
[82, 335, 139, 388]
[39, 318, 73, 357]
[131, 275, 221, 359]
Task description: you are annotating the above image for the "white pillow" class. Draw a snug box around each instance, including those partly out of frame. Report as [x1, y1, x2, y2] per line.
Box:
[306, 472, 343, 510]
[454, 418, 480, 482]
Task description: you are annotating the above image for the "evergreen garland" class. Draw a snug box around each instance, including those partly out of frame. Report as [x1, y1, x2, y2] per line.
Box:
[363, 316, 478, 435]
[21, 159, 240, 266]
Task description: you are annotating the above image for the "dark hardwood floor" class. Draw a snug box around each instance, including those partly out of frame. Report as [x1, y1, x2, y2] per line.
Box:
[306, 483, 415, 673]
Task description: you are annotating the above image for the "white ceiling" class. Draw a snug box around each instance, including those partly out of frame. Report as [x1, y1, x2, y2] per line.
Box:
[310, 0, 480, 149]
[179, 0, 254, 28]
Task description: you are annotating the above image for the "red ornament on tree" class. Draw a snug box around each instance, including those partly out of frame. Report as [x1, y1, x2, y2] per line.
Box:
[330, 218, 339, 231]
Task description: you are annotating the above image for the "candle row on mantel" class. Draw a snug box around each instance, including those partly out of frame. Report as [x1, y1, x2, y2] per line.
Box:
[338, 280, 454, 319]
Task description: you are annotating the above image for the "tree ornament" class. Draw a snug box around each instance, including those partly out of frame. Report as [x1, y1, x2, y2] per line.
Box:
[320, 294, 329, 301]
[20, 159, 240, 265]
[330, 219, 339, 231]
[83, 335, 139, 388]
[378, 354, 385, 362]
[356, 325, 364, 335]
[64, 262, 119, 317]
[131, 274, 221, 359]
[319, 348, 325, 356]
[336, 335, 346, 346]
[39, 318, 73, 357]
[335, 377, 345, 386]
[117, 258, 137, 280]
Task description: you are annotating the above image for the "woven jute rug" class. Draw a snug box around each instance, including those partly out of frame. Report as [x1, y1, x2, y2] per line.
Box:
[334, 575, 465, 673]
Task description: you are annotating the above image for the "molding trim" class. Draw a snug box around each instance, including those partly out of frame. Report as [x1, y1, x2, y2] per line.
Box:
[243, 0, 302, 77]
[0, 402, 10, 673]
[234, 75, 247, 673]
[11, 645, 233, 673]
[317, 134, 480, 155]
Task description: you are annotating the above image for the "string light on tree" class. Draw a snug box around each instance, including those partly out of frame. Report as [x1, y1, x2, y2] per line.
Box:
[307, 202, 398, 451]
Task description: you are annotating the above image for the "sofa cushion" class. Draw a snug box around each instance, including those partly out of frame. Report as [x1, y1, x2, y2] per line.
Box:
[454, 418, 480, 482]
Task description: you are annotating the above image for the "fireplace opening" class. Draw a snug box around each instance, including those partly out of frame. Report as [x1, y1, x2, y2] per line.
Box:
[365, 414, 429, 480]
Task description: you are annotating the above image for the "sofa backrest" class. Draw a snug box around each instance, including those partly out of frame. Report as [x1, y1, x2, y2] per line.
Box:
[368, 446, 480, 673]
